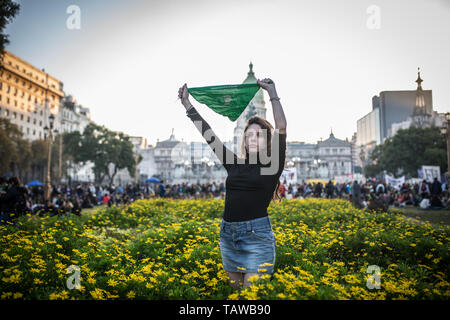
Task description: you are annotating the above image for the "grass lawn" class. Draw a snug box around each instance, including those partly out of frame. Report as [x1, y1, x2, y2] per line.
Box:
[391, 206, 450, 228]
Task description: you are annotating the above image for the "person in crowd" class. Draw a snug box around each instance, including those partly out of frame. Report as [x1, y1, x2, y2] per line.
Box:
[419, 180, 430, 197]
[325, 180, 334, 199]
[431, 177, 442, 197]
[351, 180, 362, 209]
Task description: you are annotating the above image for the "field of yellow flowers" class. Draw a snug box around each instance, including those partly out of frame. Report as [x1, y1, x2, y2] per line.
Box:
[1, 198, 449, 300]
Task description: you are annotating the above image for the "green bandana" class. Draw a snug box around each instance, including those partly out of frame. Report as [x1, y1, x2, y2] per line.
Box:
[188, 83, 261, 122]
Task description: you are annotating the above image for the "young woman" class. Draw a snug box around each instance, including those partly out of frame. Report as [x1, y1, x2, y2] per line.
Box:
[178, 78, 287, 290]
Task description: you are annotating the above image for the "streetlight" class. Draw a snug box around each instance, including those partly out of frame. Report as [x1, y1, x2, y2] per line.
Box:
[441, 112, 450, 179]
[44, 114, 56, 201]
[58, 119, 65, 185]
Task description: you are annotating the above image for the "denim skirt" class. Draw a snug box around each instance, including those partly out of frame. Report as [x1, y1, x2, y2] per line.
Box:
[219, 215, 276, 274]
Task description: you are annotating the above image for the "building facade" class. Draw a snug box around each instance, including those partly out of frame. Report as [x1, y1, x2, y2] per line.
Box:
[0, 50, 64, 140]
[356, 68, 445, 172]
[286, 131, 353, 182]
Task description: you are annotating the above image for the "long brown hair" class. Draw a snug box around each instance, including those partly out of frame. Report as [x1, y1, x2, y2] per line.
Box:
[240, 116, 282, 202]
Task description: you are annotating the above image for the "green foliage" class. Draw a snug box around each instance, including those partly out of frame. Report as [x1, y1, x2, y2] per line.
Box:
[0, 0, 20, 53]
[368, 126, 447, 177]
[62, 123, 139, 185]
[1, 198, 449, 300]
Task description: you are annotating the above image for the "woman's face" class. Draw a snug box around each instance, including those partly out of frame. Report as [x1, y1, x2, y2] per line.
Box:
[245, 123, 267, 153]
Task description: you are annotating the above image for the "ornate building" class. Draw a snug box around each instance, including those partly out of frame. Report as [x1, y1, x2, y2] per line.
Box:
[390, 68, 444, 136]
[0, 50, 64, 140]
[233, 62, 267, 156]
[60, 95, 91, 135]
[286, 130, 353, 182]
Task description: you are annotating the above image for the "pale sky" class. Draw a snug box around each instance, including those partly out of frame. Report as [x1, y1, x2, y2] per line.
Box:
[4, 0, 450, 146]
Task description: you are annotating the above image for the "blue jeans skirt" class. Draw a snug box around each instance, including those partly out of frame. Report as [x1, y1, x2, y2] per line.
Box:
[219, 215, 276, 274]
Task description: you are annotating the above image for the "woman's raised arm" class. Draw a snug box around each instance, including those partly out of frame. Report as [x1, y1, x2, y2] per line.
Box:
[178, 84, 237, 173]
[257, 78, 287, 134]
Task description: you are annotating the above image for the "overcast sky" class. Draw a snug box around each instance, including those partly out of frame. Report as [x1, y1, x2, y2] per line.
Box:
[4, 0, 450, 146]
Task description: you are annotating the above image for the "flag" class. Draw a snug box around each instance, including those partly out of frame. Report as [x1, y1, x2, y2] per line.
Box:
[187, 83, 261, 121]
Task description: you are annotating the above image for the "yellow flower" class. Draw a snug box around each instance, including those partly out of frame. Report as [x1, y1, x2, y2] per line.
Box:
[13, 292, 23, 299]
[228, 293, 239, 300]
[107, 278, 119, 287]
[126, 291, 136, 299]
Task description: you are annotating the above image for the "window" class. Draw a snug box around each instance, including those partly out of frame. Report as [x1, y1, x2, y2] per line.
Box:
[14, 100, 17, 107]
[27, 116, 30, 123]
[13, 112, 16, 119]
[20, 114, 24, 120]
[33, 119, 36, 125]
[7, 98, 10, 104]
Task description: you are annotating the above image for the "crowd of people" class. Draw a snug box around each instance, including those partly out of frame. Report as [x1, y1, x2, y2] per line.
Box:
[1, 175, 448, 225]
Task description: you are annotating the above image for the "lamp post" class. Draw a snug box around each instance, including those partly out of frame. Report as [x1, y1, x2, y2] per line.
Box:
[58, 119, 64, 185]
[440, 112, 450, 179]
[44, 114, 56, 201]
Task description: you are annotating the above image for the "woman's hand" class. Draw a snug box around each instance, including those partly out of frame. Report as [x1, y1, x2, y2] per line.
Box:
[178, 83, 192, 110]
[257, 78, 277, 96]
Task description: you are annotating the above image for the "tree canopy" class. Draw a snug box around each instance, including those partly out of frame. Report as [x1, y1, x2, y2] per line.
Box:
[365, 126, 447, 178]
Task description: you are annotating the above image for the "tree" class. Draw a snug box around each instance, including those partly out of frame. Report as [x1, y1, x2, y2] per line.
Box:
[69, 123, 139, 185]
[30, 139, 48, 182]
[0, 118, 30, 177]
[367, 126, 447, 178]
[104, 132, 137, 186]
[0, 0, 20, 54]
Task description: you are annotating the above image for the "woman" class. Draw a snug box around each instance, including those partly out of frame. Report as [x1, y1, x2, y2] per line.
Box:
[178, 78, 287, 290]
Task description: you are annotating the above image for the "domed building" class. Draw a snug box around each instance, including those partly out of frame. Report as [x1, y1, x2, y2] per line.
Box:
[233, 62, 267, 156]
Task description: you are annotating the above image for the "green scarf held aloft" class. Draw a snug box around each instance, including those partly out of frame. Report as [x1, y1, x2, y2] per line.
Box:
[187, 83, 261, 122]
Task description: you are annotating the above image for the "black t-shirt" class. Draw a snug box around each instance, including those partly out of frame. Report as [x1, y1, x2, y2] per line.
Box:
[187, 107, 286, 222]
